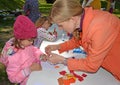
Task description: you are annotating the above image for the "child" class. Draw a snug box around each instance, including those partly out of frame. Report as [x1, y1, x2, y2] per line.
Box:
[23, 0, 41, 23]
[34, 16, 57, 48]
[0, 15, 47, 85]
[108, 0, 116, 13]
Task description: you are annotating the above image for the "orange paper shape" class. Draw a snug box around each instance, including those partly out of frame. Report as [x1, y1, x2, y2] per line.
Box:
[58, 74, 76, 85]
[54, 65, 60, 68]
[63, 78, 76, 85]
[58, 77, 64, 85]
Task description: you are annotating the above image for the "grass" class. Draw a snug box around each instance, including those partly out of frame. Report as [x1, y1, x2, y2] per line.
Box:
[0, 18, 14, 52]
[0, 1, 120, 85]
[0, 18, 14, 85]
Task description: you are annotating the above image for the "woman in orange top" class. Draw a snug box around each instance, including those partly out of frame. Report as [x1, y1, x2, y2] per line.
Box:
[45, 0, 120, 81]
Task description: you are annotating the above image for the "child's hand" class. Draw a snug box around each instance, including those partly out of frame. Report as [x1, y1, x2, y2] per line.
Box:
[49, 32, 53, 35]
[47, 53, 65, 64]
[45, 44, 60, 55]
[53, 28, 57, 36]
[30, 63, 42, 72]
[40, 54, 49, 61]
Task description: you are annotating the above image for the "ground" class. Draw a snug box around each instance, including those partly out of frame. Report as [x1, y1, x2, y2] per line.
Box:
[0, 19, 14, 85]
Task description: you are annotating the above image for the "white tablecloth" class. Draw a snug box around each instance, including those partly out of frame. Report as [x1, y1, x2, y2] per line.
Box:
[26, 39, 120, 85]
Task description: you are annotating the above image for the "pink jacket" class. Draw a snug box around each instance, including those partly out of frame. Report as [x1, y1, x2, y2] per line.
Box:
[59, 7, 120, 80]
[0, 38, 43, 85]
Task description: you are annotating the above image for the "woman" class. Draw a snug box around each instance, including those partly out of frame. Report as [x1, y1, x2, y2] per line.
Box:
[45, 0, 120, 81]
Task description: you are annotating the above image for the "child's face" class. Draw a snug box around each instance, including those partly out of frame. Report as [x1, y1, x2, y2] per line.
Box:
[20, 38, 35, 47]
[43, 21, 51, 30]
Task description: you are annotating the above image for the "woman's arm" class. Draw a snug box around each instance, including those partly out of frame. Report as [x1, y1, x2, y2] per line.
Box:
[58, 37, 81, 53]
[67, 20, 119, 72]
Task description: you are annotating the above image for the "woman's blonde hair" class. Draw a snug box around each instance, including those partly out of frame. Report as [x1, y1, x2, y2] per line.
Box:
[50, 0, 83, 40]
[35, 16, 51, 28]
[50, 0, 83, 23]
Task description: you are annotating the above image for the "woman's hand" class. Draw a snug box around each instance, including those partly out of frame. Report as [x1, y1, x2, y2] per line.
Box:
[30, 63, 42, 72]
[45, 44, 60, 55]
[47, 53, 65, 64]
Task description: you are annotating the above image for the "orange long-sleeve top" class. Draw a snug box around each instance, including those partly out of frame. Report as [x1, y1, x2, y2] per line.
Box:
[58, 7, 120, 80]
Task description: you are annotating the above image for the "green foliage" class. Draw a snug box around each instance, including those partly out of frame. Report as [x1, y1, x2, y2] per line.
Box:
[115, 0, 120, 10]
[101, 1, 107, 8]
[0, 0, 24, 10]
[39, 0, 47, 4]
[101, 0, 120, 11]
[0, 0, 49, 11]
[0, 66, 8, 81]
[101, 0, 120, 16]
[0, 0, 51, 16]
[39, 4, 52, 15]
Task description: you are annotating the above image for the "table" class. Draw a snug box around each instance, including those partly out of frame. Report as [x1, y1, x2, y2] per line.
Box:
[26, 39, 120, 85]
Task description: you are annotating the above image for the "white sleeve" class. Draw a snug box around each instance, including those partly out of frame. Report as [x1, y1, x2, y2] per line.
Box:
[37, 28, 57, 42]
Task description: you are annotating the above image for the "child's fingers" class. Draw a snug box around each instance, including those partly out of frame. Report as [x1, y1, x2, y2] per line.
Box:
[54, 28, 56, 32]
[49, 32, 52, 35]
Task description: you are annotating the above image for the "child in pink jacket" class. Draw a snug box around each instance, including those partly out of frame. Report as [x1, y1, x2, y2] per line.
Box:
[0, 15, 47, 85]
